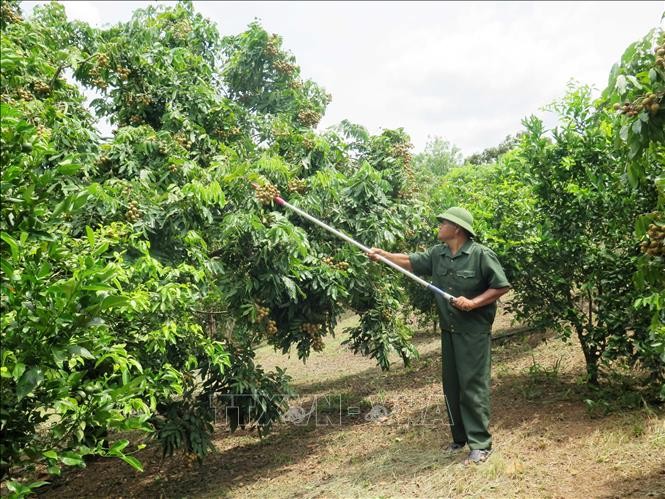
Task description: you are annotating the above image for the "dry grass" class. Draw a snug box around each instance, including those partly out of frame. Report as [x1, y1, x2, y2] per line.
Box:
[43, 308, 665, 499]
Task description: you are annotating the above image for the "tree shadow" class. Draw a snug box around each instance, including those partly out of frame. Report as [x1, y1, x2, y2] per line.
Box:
[601, 467, 665, 498]
[42, 328, 578, 499]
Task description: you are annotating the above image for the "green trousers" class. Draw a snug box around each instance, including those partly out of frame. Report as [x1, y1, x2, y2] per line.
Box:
[441, 329, 492, 450]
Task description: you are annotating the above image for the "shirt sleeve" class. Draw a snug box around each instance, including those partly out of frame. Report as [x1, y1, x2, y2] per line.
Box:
[480, 248, 511, 289]
[408, 246, 436, 276]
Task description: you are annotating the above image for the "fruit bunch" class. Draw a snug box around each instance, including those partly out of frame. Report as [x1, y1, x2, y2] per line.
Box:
[614, 92, 661, 117]
[274, 59, 296, 75]
[129, 114, 143, 125]
[115, 66, 131, 81]
[174, 133, 193, 149]
[266, 319, 278, 337]
[137, 93, 153, 106]
[640, 223, 664, 257]
[391, 142, 413, 164]
[255, 183, 280, 204]
[16, 88, 32, 101]
[172, 20, 192, 42]
[265, 40, 279, 58]
[97, 155, 111, 168]
[287, 178, 307, 193]
[321, 256, 350, 271]
[656, 40, 665, 68]
[32, 80, 50, 95]
[126, 201, 141, 222]
[300, 323, 324, 351]
[255, 304, 270, 322]
[1, 3, 22, 24]
[98, 53, 110, 67]
[288, 79, 303, 90]
[297, 109, 321, 127]
[302, 136, 315, 150]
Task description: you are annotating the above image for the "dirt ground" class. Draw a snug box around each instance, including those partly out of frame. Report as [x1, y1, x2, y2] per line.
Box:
[38, 307, 665, 498]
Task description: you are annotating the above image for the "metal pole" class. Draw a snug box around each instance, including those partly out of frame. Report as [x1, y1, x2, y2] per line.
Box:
[271, 194, 456, 303]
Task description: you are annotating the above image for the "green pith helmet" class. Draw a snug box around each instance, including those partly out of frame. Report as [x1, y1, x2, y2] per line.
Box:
[436, 207, 476, 237]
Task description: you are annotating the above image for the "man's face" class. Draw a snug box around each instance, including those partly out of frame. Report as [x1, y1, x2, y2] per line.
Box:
[437, 219, 458, 242]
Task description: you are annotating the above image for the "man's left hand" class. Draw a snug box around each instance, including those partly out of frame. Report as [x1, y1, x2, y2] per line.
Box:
[452, 296, 476, 312]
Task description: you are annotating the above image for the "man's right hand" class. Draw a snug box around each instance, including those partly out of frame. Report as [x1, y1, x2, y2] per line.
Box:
[366, 247, 385, 262]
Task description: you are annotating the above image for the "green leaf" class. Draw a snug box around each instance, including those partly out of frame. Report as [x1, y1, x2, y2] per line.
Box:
[43, 450, 58, 460]
[67, 345, 95, 360]
[12, 362, 26, 381]
[16, 367, 44, 401]
[631, 119, 642, 134]
[60, 451, 85, 466]
[57, 159, 81, 175]
[61, 456, 84, 466]
[109, 439, 130, 454]
[120, 455, 144, 472]
[619, 124, 629, 142]
[100, 294, 129, 310]
[86, 226, 95, 246]
[625, 74, 642, 89]
[1, 232, 20, 261]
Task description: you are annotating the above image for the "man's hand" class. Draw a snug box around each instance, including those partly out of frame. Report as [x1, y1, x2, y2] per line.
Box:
[366, 247, 385, 262]
[452, 296, 476, 312]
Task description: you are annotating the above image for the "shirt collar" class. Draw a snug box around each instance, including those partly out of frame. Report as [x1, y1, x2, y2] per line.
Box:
[441, 239, 474, 258]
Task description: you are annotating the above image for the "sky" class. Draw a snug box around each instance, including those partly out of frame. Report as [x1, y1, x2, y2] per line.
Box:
[20, 1, 665, 156]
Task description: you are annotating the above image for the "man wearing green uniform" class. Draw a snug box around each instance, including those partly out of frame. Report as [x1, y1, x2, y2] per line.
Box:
[367, 207, 510, 464]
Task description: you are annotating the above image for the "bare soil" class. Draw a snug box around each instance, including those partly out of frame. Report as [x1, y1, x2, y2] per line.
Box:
[38, 306, 665, 498]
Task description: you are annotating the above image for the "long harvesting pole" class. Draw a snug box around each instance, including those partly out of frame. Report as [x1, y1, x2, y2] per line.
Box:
[255, 185, 456, 303]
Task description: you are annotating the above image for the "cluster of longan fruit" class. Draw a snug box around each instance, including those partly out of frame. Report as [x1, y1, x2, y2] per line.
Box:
[655, 41, 665, 68]
[115, 66, 131, 81]
[97, 155, 111, 167]
[126, 201, 141, 222]
[253, 304, 278, 336]
[265, 40, 279, 58]
[322, 256, 350, 271]
[32, 80, 50, 96]
[129, 114, 143, 125]
[640, 223, 664, 257]
[615, 93, 661, 117]
[274, 59, 296, 75]
[287, 178, 307, 193]
[16, 88, 33, 101]
[174, 134, 193, 149]
[1, 3, 22, 24]
[300, 323, 324, 351]
[171, 20, 192, 42]
[297, 109, 321, 128]
[255, 183, 280, 204]
[302, 137, 315, 150]
[36, 124, 49, 138]
[288, 79, 303, 90]
[255, 305, 270, 322]
[265, 319, 278, 337]
[391, 143, 413, 164]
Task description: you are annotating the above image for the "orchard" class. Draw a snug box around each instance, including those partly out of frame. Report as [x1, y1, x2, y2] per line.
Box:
[0, 1, 663, 497]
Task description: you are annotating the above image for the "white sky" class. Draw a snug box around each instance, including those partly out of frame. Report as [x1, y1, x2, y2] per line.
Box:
[20, 1, 665, 156]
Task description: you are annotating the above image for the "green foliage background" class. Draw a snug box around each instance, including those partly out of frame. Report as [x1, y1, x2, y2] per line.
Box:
[0, 1, 663, 496]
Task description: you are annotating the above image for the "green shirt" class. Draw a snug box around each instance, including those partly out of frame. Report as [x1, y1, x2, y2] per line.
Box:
[409, 240, 510, 334]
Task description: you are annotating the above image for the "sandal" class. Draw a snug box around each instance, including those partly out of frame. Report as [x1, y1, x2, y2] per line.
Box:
[444, 442, 466, 453]
[465, 448, 492, 464]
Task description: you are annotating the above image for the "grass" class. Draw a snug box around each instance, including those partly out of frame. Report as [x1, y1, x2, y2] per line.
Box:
[41, 310, 665, 499]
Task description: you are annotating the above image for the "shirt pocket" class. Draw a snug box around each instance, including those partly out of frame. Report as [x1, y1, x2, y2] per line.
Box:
[454, 269, 480, 294]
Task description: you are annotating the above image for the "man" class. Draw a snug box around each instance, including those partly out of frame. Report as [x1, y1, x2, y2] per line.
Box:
[367, 206, 510, 464]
